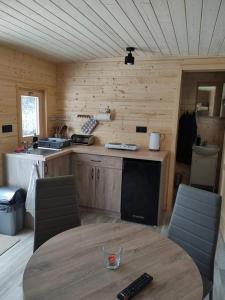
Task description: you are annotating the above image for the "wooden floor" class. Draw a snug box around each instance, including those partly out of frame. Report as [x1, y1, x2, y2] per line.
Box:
[0, 229, 33, 300]
[0, 208, 224, 300]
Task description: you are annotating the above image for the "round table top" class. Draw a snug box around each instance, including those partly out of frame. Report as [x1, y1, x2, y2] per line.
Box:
[23, 223, 203, 300]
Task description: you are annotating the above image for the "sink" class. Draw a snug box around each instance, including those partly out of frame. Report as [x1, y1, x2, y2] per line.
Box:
[24, 148, 61, 156]
[192, 145, 220, 156]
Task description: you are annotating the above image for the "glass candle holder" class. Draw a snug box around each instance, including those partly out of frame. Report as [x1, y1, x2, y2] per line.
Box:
[102, 246, 123, 270]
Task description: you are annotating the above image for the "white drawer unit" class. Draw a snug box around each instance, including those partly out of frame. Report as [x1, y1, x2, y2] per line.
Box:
[190, 145, 219, 188]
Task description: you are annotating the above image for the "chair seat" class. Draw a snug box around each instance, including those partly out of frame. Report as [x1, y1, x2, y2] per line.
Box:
[202, 276, 212, 298]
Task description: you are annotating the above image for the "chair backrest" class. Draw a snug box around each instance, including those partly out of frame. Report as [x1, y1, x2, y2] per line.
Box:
[168, 184, 221, 282]
[34, 175, 81, 252]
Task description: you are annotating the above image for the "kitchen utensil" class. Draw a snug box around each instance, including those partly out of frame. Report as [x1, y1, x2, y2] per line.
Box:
[81, 117, 98, 134]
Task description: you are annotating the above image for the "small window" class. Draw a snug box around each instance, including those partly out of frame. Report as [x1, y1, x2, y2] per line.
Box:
[21, 95, 40, 137]
[18, 89, 45, 140]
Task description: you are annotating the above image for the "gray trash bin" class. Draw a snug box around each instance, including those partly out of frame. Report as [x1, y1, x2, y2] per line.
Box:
[0, 186, 26, 235]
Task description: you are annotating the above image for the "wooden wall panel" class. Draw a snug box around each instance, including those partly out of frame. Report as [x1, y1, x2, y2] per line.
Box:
[57, 60, 182, 211]
[1, 48, 225, 229]
[0, 45, 57, 185]
[56, 57, 225, 213]
[57, 63, 179, 146]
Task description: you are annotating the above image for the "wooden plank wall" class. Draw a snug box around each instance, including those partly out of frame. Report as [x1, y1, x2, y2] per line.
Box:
[1, 48, 225, 225]
[57, 59, 182, 211]
[0, 45, 57, 185]
[56, 57, 225, 212]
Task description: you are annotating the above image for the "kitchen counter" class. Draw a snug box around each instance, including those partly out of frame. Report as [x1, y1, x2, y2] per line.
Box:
[6, 145, 169, 162]
[5, 148, 72, 161]
[5, 145, 169, 220]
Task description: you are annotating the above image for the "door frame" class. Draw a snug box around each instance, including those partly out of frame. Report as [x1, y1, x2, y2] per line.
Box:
[174, 65, 225, 194]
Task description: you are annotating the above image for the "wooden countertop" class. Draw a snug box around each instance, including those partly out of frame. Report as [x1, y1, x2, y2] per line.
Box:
[6, 145, 169, 162]
[70, 145, 168, 161]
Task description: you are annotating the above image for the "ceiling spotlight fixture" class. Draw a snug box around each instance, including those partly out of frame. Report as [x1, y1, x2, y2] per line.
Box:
[125, 47, 135, 65]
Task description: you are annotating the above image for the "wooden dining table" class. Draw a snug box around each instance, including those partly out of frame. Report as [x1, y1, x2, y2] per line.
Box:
[23, 223, 203, 300]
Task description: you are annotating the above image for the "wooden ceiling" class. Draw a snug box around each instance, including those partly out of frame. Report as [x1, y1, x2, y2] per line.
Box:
[0, 0, 225, 62]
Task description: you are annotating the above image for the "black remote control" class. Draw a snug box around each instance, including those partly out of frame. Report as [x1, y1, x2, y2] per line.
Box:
[117, 273, 153, 300]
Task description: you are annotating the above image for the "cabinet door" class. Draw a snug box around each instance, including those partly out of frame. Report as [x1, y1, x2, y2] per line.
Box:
[44, 155, 71, 177]
[95, 167, 122, 212]
[73, 162, 95, 207]
[121, 159, 161, 225]
[4, 156, 43, 190]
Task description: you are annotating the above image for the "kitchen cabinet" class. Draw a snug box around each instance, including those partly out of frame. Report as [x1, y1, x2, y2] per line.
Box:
[95, 167, 122, 212]
[43, 154, 71, 177]
[4, 153, 71, 189]
[73, 162, 95, 207]
[4, 156, 43, 190]
[72, 153, 122, 212]
[4, 146, 168, 224]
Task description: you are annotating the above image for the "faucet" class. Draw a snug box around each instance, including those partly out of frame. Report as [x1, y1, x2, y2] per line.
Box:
[21, 141, 33, 152]
[201, 140, 207, 146]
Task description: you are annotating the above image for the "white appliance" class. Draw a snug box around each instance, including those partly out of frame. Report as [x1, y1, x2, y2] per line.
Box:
[105, 143, 138, 151]
[190, 145, 220, 189]
[94, 113, 111, 121]
[149, 132, 160, 151]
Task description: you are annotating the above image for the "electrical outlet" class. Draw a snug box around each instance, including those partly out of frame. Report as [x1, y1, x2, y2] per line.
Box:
[2, 124, 12, 133]
[136, 126, 147, 133]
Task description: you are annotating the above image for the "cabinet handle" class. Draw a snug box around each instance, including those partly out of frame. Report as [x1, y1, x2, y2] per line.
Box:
[91, 160, 101, 163]
[97, 168, 100, 180]
[44, 163, 48, 176]
[91, 167, 94, 179]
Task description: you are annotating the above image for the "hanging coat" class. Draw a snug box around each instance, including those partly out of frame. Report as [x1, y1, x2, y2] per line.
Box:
[176, 112, 197, 165]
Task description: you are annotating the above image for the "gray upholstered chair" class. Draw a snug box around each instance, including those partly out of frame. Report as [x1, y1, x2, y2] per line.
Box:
[168, 184, 221, 300]
[34, 175, 81, 252]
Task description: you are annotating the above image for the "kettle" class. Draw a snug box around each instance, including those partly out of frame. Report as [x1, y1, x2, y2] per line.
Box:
[149, 132, 163, 151]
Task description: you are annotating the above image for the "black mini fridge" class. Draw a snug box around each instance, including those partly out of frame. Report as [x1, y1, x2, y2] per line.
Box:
[121, 158, 161, 225]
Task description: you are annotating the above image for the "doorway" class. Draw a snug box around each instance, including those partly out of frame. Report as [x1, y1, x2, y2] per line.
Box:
[174, 71, 225, 201]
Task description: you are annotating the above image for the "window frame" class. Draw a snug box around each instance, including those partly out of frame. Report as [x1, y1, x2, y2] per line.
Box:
[17, 89, 46, 142]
